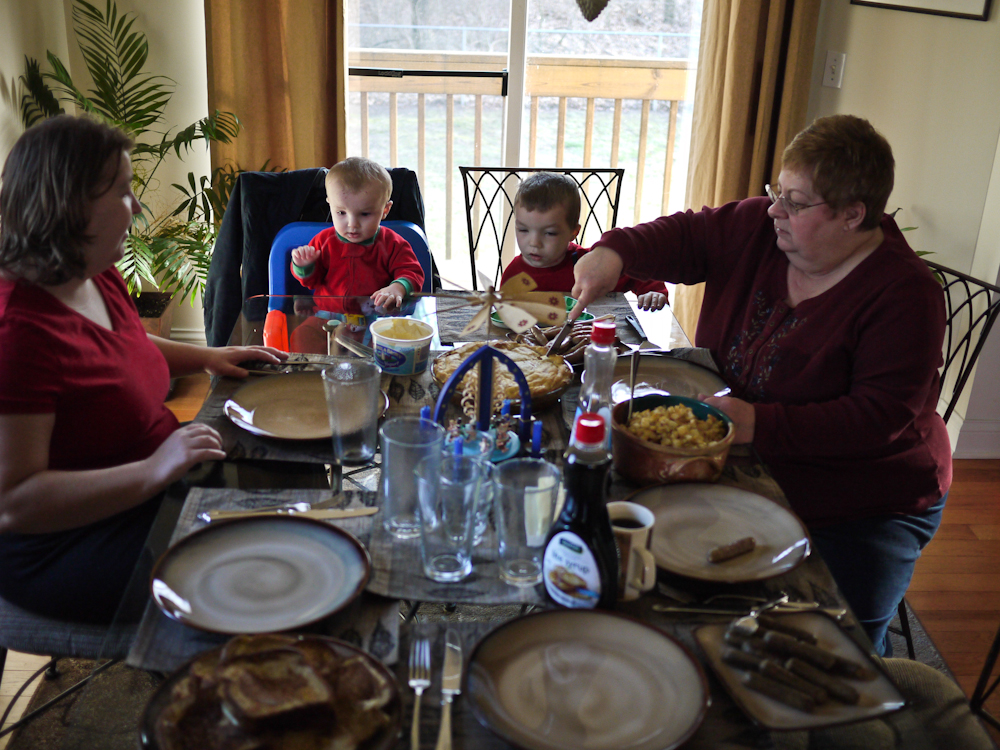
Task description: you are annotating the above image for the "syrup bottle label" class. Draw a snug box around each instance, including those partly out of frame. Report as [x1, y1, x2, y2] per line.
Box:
[543, 531, 602, 608]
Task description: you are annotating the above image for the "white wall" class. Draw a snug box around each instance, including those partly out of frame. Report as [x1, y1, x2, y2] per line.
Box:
[0, 0, 211, 343]
[809, 0, 1000, 457]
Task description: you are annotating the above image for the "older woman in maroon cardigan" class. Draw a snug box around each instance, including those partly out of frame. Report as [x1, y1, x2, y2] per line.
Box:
[572, 114, 950, 656]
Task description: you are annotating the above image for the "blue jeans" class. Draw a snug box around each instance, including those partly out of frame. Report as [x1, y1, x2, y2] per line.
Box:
[810, 493, 947, 657]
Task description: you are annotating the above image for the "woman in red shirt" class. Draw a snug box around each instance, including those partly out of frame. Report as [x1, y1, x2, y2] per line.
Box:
[0, 116, 285, 623]
[571, 115, 950, 656]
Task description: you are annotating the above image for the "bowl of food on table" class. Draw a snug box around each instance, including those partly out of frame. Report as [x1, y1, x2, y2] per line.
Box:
[611, 394, 735, 485]
[507, 315, 626, 368]
[431, 340, 574, 412]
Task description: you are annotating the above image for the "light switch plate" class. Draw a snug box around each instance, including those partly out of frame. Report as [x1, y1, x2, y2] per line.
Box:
[823, 51, 846, 89]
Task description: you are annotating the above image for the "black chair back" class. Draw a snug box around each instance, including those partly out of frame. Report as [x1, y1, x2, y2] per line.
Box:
[460, 167, 625, 290]
[925, 260, 1000, 423]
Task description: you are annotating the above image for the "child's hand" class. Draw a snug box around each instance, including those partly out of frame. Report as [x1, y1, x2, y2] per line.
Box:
[291, 245, 320, 267]
[371, 282, 406, 311]
[636, 291, 667, 311]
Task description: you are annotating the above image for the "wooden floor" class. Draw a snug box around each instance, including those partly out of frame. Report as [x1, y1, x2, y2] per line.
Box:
[908, 458, 1000, 743]
[2, 379, 999, 744]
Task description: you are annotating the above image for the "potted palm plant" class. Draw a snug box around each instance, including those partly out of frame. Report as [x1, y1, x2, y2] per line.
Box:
[19, 0, 247, 335]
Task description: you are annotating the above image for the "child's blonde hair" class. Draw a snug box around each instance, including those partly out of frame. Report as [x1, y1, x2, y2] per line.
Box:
[513, 172, 582, 228]
[326, 157, 393, 204]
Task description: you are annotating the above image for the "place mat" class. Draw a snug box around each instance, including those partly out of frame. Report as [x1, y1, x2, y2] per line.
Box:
[127, 488, 399, 674]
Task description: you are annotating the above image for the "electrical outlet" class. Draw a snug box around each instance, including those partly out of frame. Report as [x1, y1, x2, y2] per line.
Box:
[823, 51, 846, 89]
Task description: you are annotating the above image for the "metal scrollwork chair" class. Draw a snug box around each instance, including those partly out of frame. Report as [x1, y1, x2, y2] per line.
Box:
[890, 260, 1000, 668]
[460, 167, 625, 290]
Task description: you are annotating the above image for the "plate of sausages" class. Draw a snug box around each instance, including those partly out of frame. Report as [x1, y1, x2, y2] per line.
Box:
[696, 611, 905, 730]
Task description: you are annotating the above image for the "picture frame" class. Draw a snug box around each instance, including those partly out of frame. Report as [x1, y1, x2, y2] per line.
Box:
[850, 0, 992, 20]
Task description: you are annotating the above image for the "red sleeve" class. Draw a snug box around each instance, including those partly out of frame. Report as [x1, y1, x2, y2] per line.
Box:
[597, 198, 770, 288]
[290, 234, 332, 290]
[0, 318, 62, 414]
[384, 232, 424, 292]
[619, 275, 669, 298]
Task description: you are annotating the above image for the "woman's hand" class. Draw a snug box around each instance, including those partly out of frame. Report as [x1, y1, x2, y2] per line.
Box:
[571, 247, 624, 318]
[701, 394, 756, 444]
[636, 291, 667, 311]
[144, 423, 227, 489]
[202, 345, 288, 378]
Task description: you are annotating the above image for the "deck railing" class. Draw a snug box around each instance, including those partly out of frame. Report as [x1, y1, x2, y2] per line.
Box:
[349, 50, 693, 285]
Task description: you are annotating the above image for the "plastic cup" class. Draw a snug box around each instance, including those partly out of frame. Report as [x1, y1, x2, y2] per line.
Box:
[493, 459, 562, 586]
[379, 417, 447, 539]
[415, 454, 484, 582]
[321, 359, 382, 465]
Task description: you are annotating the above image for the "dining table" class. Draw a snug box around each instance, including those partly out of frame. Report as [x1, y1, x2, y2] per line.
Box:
[47, 292, 941, 750]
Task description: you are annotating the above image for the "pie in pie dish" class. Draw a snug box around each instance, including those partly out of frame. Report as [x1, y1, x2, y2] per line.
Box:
[431, 341, 574, 413]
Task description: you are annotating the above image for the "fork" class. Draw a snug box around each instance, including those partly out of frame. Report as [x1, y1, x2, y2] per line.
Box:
[408, 638, 431, 750]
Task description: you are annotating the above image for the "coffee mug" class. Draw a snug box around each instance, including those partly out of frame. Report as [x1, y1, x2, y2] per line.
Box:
[608, 501, 657, 601]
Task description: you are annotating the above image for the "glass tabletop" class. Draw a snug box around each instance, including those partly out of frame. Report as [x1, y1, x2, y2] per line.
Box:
[46, 292, 698, 748]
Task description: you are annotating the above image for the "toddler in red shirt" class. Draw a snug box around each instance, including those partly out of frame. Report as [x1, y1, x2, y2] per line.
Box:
[290, 157, 424, 311]
[499, 172, 667, 309]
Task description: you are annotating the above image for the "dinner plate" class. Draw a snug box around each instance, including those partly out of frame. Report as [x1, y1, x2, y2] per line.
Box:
[490, 296, 594, 330]
[140, 635, 401, 750]
[224, 371, 389, 440]
[466, 610, 708, 750]
[628, 484, 810, 583]
[696, 612, 905, 730]
[151, 516, 371, 633]
[610, 353, 729, 403]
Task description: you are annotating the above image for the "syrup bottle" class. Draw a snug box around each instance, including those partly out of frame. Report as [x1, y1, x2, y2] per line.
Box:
[542, 413, 619, 609]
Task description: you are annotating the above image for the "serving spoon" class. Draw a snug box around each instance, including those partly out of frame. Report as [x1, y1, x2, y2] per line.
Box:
[627, 348, 641, 423]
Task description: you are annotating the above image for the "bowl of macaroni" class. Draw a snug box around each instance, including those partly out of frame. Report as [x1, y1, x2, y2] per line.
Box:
[370, 317, 435, 375]
[611, 394, 735, 485]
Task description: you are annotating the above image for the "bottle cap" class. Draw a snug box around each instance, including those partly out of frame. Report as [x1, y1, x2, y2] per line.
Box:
[575, 412, 605, 444]
[590, 320, 616, 345]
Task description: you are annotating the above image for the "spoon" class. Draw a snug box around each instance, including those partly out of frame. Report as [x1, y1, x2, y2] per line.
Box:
[627, 348, 641, 423]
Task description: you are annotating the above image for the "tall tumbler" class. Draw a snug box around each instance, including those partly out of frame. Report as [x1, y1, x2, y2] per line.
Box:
[379, 417, 446, 539]
[493, 458, 562, 586]
[322, 358, 382, 465]
[415, 453, 484, 582]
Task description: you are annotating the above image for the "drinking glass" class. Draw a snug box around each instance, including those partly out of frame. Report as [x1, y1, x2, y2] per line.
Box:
[379, 417, 447, 539]
[321, 358, 382, 465]
[493, 459, 561, 586]
[415, 453, 484, 582]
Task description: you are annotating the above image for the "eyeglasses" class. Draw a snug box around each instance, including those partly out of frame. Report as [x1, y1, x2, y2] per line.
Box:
[765, 184, 826, 216]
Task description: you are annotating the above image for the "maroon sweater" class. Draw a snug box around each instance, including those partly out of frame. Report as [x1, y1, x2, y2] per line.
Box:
[598, 197, 951, 526]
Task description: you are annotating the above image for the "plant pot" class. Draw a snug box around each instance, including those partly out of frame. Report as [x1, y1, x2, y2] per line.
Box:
[133, 292, 176, 339]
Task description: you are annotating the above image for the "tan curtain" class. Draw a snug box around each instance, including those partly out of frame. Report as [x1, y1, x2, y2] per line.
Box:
[204, 0, 348, 173]
[672, 0, 821, 341]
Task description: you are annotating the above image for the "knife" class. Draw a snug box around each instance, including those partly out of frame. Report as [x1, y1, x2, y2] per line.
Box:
[434, 629, 462, 750]
[201, 507, 378, 521]
[626, 314, 647, 341]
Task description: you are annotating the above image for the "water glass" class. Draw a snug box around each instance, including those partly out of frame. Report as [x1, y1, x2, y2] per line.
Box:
[443, 428, 496, 547]
[379, 417, 446, 539]
[493, 458, 562, 586]
[473, 461, 495, 547]
[415, 453, 484, 582]
[321, 359, 382, 465]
